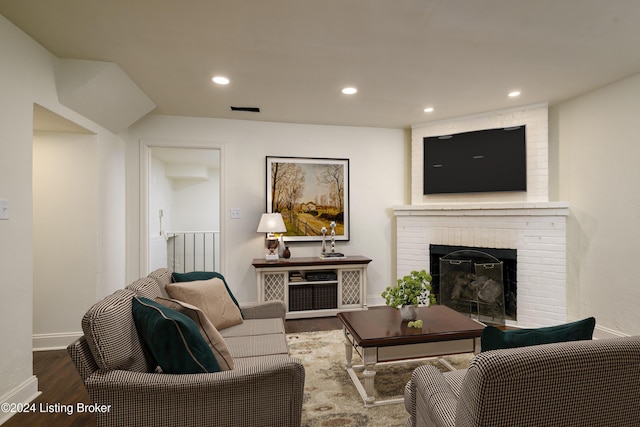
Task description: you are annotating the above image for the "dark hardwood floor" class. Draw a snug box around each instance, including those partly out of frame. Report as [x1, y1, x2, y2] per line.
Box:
[2, 317, 341, 427]
[283, 315, 343, 333]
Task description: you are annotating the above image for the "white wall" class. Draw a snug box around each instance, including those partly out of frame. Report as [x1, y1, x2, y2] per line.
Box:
[127, 115, 408, 306]
[0, 16, 127, 414]
[0, 16, 48, 410]
[171, 171, 219, 231]
[149, 156, 173, 270]
[32, 133, 98, 347]
[95, 131, 127, 299]
[551, 73, 640, 336]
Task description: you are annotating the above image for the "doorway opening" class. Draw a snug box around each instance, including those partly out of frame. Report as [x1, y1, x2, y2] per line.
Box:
[144, 144, 222, 275]
[32, 104, 97, 350]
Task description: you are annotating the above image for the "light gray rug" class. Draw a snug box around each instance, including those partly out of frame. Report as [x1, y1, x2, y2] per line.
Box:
[287, 329, 473, 427]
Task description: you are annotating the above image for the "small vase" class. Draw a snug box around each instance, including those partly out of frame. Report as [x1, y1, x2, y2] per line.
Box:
[399, 305, 418, 321]
[283, 246, 291, 259]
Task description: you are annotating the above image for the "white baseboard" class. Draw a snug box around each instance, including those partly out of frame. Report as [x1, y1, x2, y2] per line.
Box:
[32, 332, 82, 351]
[593, 324, 629, 340]
[564, 316, 628, 339]
[0, 376, 41, 425]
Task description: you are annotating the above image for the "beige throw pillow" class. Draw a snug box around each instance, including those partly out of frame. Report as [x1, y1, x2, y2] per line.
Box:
[165, 278, 243, 330]
[155, 297, 234, 370]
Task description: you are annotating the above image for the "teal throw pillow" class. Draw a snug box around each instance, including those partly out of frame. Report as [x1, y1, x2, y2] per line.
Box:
[132, 296, 221, 374]
[481, 317, 596, 352]
[172, 271, 241, 313]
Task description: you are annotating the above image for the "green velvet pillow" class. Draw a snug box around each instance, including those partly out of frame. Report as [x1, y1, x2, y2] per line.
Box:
[481, 317, 596, 352]
[172, 271, 241, 312]
[132, 296, 221, 374]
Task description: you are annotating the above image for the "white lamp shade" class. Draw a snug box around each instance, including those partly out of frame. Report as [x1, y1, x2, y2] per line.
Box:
[257, 213, 287, 234]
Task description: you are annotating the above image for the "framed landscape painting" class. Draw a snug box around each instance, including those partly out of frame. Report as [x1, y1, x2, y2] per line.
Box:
[266, 156, 349, 242]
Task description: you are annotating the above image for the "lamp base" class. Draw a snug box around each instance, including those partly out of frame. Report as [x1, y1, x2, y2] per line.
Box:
[265, 253, 279, 261]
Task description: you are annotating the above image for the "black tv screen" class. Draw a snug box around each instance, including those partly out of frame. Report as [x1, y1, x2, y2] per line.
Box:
[423, 126, 527, 195]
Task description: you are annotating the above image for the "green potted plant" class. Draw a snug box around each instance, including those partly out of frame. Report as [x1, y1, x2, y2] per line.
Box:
[381, 270, 436, 320]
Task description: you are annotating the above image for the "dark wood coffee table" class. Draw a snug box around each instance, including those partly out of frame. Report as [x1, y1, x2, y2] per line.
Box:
[337, 305, 485, 407]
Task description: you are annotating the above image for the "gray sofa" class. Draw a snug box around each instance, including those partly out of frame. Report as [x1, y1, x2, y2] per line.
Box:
[404, 336, 640, 427]
[67, 268, 305, 427]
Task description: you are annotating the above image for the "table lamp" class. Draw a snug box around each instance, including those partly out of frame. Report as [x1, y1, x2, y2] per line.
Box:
[257, 213, 287, 260]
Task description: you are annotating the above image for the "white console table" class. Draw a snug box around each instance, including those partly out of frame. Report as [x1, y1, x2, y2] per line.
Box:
[252, 256, 372, 319]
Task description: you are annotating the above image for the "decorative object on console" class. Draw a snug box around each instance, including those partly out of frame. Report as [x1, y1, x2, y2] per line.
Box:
[321, 227, 327, 254]
[266, 156, 350, 242]
[320, 252, 346, 259]
[257, 213, 287, 260]
[330, 221, 336, 252]
[381, 270, 436, 321]
[283, 246, 291, 259]
[319, 221, 345, 259]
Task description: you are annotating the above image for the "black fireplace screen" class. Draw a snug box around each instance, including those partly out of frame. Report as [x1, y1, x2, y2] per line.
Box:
[429, 245, 517, 324]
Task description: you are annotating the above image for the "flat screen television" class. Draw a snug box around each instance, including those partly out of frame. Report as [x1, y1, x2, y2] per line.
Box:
[423, 125, 527, 195]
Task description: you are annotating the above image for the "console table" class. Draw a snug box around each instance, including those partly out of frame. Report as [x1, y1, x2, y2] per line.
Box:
[252, 256, 372, 319]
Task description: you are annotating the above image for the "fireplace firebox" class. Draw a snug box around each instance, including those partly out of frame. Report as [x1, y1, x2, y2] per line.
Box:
[429, 244, 517, 323]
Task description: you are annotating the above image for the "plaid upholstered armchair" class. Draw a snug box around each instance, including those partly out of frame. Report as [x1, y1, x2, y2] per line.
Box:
[68, 269, 305, 427]
[404, 336, 640, 427]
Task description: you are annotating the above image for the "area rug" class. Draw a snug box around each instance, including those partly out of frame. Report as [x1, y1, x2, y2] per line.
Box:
[286, 329, 474, 427]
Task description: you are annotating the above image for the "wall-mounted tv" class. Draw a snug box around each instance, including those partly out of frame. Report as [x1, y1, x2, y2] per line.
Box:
[423, 125, 527, 195]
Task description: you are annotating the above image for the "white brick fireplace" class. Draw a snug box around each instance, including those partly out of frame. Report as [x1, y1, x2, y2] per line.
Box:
[394, 202, 569, 328]
[397, 104, 570, 328]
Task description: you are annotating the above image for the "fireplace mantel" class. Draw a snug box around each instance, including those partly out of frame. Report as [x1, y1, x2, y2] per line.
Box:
[393, 201, 569, 217]
[393, 201, 570, 328]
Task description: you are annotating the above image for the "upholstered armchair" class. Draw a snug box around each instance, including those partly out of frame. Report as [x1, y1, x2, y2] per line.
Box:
[404, 336, 640, 427]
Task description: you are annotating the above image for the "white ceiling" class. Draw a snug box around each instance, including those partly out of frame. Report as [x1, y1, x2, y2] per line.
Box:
[3, 0, 640, 129]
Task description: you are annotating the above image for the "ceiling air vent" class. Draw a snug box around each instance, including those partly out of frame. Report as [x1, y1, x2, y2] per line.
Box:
[230, 106, 260, 113]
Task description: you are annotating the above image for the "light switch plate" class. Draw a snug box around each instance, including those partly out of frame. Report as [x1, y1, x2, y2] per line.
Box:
[0, 199, 9, 220]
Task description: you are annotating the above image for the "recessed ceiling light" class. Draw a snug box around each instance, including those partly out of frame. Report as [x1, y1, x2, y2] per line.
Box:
[342, 87, 357, 95]
[424, 107, 434, 113]
[212, 76, 230, 85]
[508, 90, 521, 98]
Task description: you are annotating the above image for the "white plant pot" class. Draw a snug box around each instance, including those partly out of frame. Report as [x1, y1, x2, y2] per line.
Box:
[399, 305, 418, 321]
